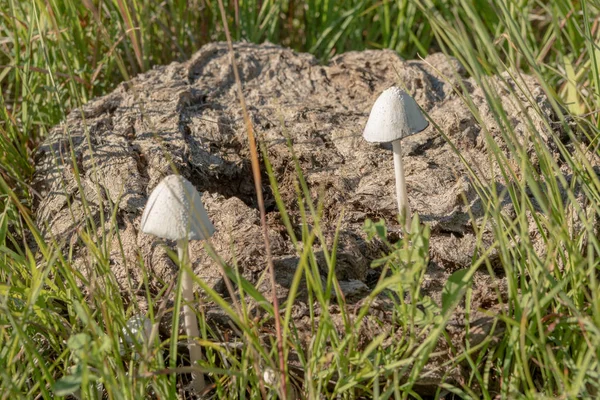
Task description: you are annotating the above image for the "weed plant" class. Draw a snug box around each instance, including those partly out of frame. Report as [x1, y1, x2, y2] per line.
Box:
[1, 0, 600, 398]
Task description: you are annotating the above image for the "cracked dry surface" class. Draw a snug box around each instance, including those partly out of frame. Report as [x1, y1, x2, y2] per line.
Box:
[33, 42, 588, 392]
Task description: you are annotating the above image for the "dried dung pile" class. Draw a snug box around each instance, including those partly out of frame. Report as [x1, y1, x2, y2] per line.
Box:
[33, 42, 575, 392]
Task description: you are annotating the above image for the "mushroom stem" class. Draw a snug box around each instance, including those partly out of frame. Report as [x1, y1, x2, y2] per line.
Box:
[177, 239, 206, 392]
[392, 140, 411, 232]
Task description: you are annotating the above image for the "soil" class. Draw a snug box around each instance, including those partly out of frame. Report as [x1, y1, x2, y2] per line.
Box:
[33, 42, 584, 394]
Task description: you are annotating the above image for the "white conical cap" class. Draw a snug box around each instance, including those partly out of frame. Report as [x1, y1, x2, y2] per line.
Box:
[141, 175, 215, 241]
[363, 87, 429, 143]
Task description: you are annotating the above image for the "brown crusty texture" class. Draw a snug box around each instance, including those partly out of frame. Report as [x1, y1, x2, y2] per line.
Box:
[34, 42, 587, 393]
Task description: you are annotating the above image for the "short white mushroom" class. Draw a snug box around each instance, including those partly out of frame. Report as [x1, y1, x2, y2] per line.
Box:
[141, 174, 215, 392]
[363, 87, 429, 231]
[120, 314, 153, 360]
[122, 314, 153, 347]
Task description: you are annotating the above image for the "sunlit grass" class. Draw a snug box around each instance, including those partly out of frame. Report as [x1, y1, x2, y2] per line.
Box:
[1, 0, 600, 398]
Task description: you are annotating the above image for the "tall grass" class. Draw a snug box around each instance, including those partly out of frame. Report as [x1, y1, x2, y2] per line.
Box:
[1, 0, 600, 398]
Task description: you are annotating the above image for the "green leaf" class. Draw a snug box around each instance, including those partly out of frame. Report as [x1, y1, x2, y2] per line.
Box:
[67, 333, 90, 351]
[409, 213, 421, 236]
[441, 269, 470, 314]
[52, 366, 83, 396]
[564, 56, 583, 115]
[99, 334, 112, 354]
[67, 333, 91, 361]
[0, 208, 8, 247]
[363, 218, 387, 241]
[418, 295, 440, 324]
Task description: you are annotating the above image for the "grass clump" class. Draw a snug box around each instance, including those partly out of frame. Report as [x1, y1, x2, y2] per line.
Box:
[2, 0, 600, 399]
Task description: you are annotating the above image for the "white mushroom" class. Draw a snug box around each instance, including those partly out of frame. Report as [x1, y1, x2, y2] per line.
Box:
[120, 314, 153, 360]
[363, 87, 429, 231]
[141, 174, 215, 392]
[122, 314, 153, 347]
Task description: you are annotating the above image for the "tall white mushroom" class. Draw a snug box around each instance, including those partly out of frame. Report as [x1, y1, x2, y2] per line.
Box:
[363, 87, 429, 231]
[141, 174, 215, 392]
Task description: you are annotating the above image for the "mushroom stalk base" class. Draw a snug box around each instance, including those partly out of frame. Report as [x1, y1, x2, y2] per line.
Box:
[392, 140, 411, 232]
[177, 240, 206, 393]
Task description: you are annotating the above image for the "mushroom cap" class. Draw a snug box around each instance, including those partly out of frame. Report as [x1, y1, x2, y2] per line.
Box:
[363, 87, 429, 143]
[141, 175, 215, 241]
